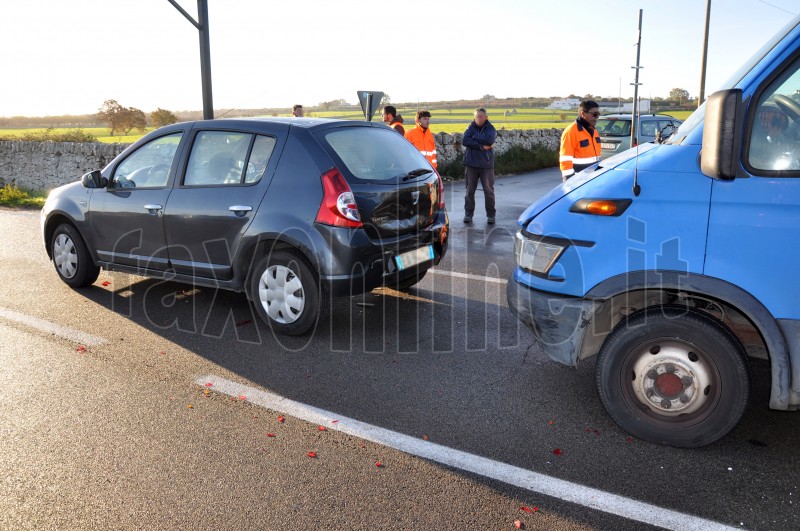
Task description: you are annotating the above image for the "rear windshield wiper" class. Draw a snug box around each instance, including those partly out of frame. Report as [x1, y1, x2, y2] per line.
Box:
[401, 168, 432, 181]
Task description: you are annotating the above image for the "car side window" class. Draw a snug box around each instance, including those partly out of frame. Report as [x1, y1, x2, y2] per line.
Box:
[113, 133, 182, 189]
[746, 54, 800, 174]
[244, 135, 276, 183]
[640, 121, 656, 138]
[184, 131, 254, 186]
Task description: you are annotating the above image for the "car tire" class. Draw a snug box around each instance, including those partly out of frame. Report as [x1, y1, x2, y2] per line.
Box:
[595, 306, 750, 448]
[249, 250, 327, 336]
[390, 270, 427, 291]
[51, 223, 100, 288]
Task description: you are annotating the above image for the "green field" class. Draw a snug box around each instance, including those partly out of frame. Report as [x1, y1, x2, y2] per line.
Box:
[0, 127, 157, 144]
[0, 108, 695, 142]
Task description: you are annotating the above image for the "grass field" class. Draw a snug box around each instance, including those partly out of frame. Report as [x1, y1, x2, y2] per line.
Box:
[0, 108, 695, 142]
[0, 127, 156, 144]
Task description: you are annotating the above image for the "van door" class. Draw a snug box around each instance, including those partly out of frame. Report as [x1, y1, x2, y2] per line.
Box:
[163, 128, 285, 280]
[705, 55, 800, 319]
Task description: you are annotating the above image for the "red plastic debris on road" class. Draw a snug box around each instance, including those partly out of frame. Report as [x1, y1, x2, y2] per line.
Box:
[76, 345, 87, 353]
[277, 416, 285, 423]
[307, 451, 317, 458]
[552, 448, 562, 456]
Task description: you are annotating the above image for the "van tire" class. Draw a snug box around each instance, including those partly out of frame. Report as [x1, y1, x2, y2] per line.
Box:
[595, 306, 750, 448]
[51, 223, 100, 288]
[249, 250, 327, 336]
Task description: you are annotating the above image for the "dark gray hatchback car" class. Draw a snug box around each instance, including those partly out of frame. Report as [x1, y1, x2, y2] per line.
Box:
[41, 118, 448, 335]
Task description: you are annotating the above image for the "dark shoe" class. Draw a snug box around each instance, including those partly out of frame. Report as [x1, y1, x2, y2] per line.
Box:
[463, 216, 472, 223]
[487, 217, 495, 224]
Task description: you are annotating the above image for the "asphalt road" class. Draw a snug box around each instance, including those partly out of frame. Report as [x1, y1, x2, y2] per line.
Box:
[1, 167, 799, 530]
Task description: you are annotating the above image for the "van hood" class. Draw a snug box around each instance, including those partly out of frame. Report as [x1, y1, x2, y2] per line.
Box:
[517, 143, 659, 227]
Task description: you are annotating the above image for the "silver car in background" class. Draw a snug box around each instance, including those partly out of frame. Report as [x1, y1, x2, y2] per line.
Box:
[596, 114, 683, 159]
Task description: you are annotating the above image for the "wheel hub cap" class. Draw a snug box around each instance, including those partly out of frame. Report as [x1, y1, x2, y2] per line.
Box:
[631, 341, 714, 417]
[258, 264, 305, 325]
[53, 234, 78, 279]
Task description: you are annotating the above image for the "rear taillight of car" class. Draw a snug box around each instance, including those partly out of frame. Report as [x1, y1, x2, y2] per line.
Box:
[315, 167, 362, 228]
[435, 169, 445, 209]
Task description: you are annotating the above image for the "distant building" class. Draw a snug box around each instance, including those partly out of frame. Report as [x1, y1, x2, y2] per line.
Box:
[600, 100, 651, 114]
[547, 98, 580, 110]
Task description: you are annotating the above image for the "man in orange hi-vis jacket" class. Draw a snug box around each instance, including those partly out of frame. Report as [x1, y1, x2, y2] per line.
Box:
[405, 110, 437, 169]
[559, 100, 602, 181]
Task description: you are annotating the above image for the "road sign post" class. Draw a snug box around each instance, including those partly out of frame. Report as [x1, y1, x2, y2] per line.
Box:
[357, 91, 384, 122]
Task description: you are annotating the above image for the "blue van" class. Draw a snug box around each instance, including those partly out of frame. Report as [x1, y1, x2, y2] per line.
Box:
[508, 15, 800, 447]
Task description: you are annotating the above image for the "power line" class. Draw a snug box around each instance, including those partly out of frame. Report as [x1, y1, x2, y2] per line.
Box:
[758, 0, 796, 15]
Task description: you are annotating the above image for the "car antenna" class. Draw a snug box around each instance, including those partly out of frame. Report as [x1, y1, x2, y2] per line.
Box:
[631, 9, 643, 197]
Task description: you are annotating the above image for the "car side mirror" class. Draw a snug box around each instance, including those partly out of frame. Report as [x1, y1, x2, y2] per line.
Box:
[81, 170, 107, 189]
[701, 89, 743, 180]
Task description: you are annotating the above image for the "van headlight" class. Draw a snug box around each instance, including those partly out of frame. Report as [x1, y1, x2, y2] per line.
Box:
[514, 231, 565, 275]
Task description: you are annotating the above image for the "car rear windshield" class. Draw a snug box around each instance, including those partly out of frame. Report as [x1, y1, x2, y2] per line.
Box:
[596, 118, 631, 137]
[324, 127, 432, 182]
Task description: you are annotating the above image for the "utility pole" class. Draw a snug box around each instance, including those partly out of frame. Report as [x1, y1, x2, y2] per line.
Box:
[699, 0, 712, 107]
[168, 0, 214, 119]
[630, 9, 643, 149]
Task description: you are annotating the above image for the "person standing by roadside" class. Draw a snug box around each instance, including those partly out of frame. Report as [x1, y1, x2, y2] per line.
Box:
[559, 100, 601, 181]
[405, 110, 437, 169]
[382, 105, 405, 135]
[461, 107, 496, 224]
[292, 104, 304, 117]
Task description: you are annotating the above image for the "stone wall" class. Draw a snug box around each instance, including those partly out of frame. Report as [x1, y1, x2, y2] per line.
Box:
[0, 141, 130, 192]
[0, 127, 563, 192]
[435, 128, 561, 168]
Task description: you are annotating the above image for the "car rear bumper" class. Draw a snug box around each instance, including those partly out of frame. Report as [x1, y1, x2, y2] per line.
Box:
[315, 210, 448, 297]
[506, 274, 599, 366]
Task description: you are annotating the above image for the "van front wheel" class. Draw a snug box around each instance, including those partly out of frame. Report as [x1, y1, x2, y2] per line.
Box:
[595, 307, 750, 448]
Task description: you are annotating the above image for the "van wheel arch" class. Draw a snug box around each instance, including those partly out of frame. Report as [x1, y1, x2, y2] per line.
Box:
[586, 272, 791, 410]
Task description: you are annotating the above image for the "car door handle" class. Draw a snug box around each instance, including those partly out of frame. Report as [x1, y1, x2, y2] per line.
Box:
[144, 204, 163, 216]
[229, 205, 253, 217]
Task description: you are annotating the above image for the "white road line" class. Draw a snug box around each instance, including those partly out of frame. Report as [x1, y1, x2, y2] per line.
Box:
[197, 375, 738, 531]
[0, 306, 107, 346]
[429, 269, 508, 285]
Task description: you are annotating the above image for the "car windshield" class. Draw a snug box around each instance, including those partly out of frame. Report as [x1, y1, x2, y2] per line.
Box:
[324, 127, 432, 182]
[596, 118, 631, 137]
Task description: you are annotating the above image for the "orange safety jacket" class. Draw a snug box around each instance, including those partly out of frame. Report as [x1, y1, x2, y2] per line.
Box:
[389, 119, 405, 136]
[559, 119, 601, 180]
[404, 126, 438, 169]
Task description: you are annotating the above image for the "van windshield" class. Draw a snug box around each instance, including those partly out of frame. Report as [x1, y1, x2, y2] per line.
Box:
[669, 15, 800, 146]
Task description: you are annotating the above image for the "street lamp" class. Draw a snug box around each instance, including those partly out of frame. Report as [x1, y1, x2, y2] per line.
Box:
[699, 0, 711, 107]
[167, 0, 214, 120]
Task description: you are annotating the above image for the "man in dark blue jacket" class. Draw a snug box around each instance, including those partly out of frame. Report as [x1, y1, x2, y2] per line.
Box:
[461, 108, 497, 223]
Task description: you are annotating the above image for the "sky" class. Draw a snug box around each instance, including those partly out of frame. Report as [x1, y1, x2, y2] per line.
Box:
[1, 0, 798, 117]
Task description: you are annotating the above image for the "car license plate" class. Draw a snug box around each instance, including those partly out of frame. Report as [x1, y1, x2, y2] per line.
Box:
[394, 245, 434, 271]
[601, 143, 616, 150]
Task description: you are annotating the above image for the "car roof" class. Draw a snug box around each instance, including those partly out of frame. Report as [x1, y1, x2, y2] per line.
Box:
[599, 114, 678, 120]
[183, 117, 384, 130]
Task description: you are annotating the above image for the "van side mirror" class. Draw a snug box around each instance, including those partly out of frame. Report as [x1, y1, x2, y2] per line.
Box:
[81, 170, 107, 189]
[701, 89, 743, 180]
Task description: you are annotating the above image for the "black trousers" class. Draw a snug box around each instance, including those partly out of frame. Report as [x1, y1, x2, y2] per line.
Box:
[464, 166, 496, 217]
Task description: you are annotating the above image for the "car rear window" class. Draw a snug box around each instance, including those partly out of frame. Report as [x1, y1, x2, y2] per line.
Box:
[323, 127, 432, 182]
[597, 118, 631, 137]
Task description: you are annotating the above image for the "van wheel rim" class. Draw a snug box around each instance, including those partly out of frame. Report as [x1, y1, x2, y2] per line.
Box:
[258, 265, 305, 324]
[53, 234, 78, 279]
[628, 340, 717, 418]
